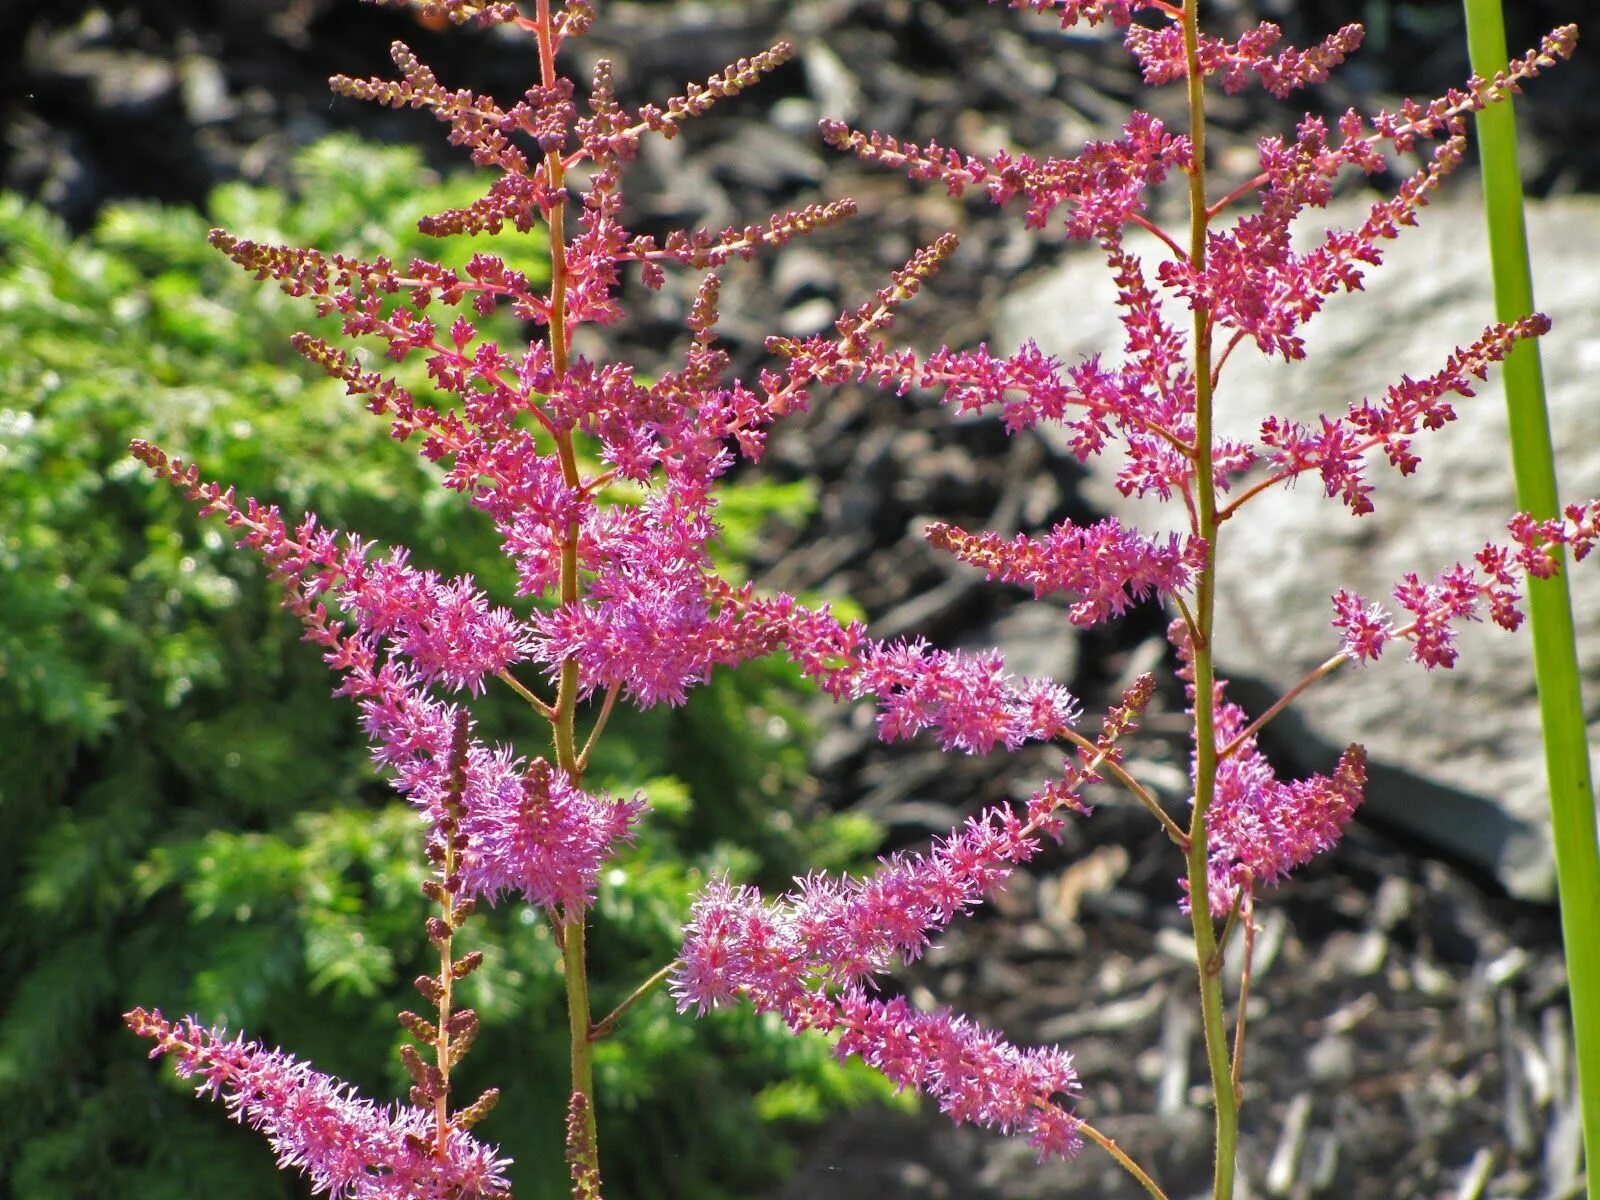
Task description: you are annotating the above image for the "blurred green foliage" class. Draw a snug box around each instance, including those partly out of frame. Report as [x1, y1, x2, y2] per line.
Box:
[0, 135, 890, 1199]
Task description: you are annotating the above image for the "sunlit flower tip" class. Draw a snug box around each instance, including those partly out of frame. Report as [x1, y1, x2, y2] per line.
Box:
[124, 1009, 510, 1198]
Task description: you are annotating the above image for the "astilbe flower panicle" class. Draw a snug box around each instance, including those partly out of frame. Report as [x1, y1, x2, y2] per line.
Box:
[926, 515, 1204, 627]
[673, 677, 1155, 1158]
[125, 1009, 511, 1199]
[128, 0, 1598, 1191]
[822, 110, 1190, 238]
[1006, 0, 1164, 30]
[128, 439, 642, 914]
[1252, 313, 1552, 516]
[1128, 21, 1365, 99]
[712, 582, 1081, 754]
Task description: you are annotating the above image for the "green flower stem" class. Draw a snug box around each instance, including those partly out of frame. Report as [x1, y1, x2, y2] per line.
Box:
[1462, 4, 1600, 1190]
[531, 0, 602, 1180]
[1180, 2, 1239, 1197]
[1078, 1120, 1172, 1200]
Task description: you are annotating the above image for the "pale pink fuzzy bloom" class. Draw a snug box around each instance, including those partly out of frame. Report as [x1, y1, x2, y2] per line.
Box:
[674, 805, 1048, 1016]
[201, 494, 530, 697]
[674, 893, 1084, 1159]
[855, 640, 1080, 754]
[528, 509, 762, 707]
[718, 587, 1079, 752]
[673, 881, 1083, 1160]
[799, 806, 1043, 978]
[349, 674, 639, 912]
[129, 445, 639, 912]
[126, 1009, 510, 1199]
[344, 657, 641, 913]
[673, 687, 1157, 1157]
[454, 754, 645, 910]
[1169, 622, 1364, 915]
[344, 550, 532, 695]
[123, 451, 529, 700]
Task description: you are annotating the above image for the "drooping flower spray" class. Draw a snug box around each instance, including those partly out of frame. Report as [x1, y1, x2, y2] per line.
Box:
[126, 0, 1593, 1197]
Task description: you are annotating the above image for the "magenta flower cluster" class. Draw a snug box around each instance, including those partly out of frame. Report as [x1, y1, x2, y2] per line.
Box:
[125, 0, 1591, 1194]
[127, 1008, 510, 1198]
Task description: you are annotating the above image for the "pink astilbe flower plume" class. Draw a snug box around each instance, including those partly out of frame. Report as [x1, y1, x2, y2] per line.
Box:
[126, 1009, 511, 1199]
[1128, 21, 1365, 99]
[716, 584, 1081, 753]
[674, 678, 1155, 1158]
[1250, 313, 1553, 517]
[1170, 621, 1366, 916]
[926, 514, 1203, 626]
[128, 440, 641, 913]
[674, 845, 1089, 1157]
[1005, 0, 1164, 31]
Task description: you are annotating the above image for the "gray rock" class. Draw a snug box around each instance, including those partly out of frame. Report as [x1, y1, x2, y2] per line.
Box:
[998, 188, 1600, 900]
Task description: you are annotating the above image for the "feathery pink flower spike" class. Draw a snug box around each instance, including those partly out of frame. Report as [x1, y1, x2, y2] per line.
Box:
[126, 1009, 510, 1199]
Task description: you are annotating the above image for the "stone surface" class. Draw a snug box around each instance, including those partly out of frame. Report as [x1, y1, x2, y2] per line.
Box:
[999, 187, 1600, 899]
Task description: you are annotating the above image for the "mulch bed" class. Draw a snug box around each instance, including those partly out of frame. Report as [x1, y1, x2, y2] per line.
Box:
[11, 1, 1591, 1196]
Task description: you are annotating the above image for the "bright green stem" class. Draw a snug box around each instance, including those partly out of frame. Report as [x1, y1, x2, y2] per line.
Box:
[532, 0, 602, 1176]
[561, 914, 599, 1175]
[1463, 4, 1600, 1191]
[1180, 2, 1239, 1197]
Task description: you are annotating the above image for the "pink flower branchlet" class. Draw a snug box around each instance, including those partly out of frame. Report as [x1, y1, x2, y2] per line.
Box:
[926, 515, 1204, 627]
[673, 679, 1153, 1158]
[717, 584, 1082, 754]
[676, 679, 1150, 1010]
[128, 440, 642, 914]
[125, 1009, 511, 1199]
[1331, 499, 1600, 668]
[1167, 622, 1366, 917]
[1254, 313, 1552, 515]
[1006, 0, 1164, 31]
[832, 989, 1085, 1160]
[1128, 21, 1366, 99]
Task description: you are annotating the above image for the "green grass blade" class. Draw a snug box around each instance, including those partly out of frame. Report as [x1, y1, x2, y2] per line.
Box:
[1462, 4, 1600, 1192]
